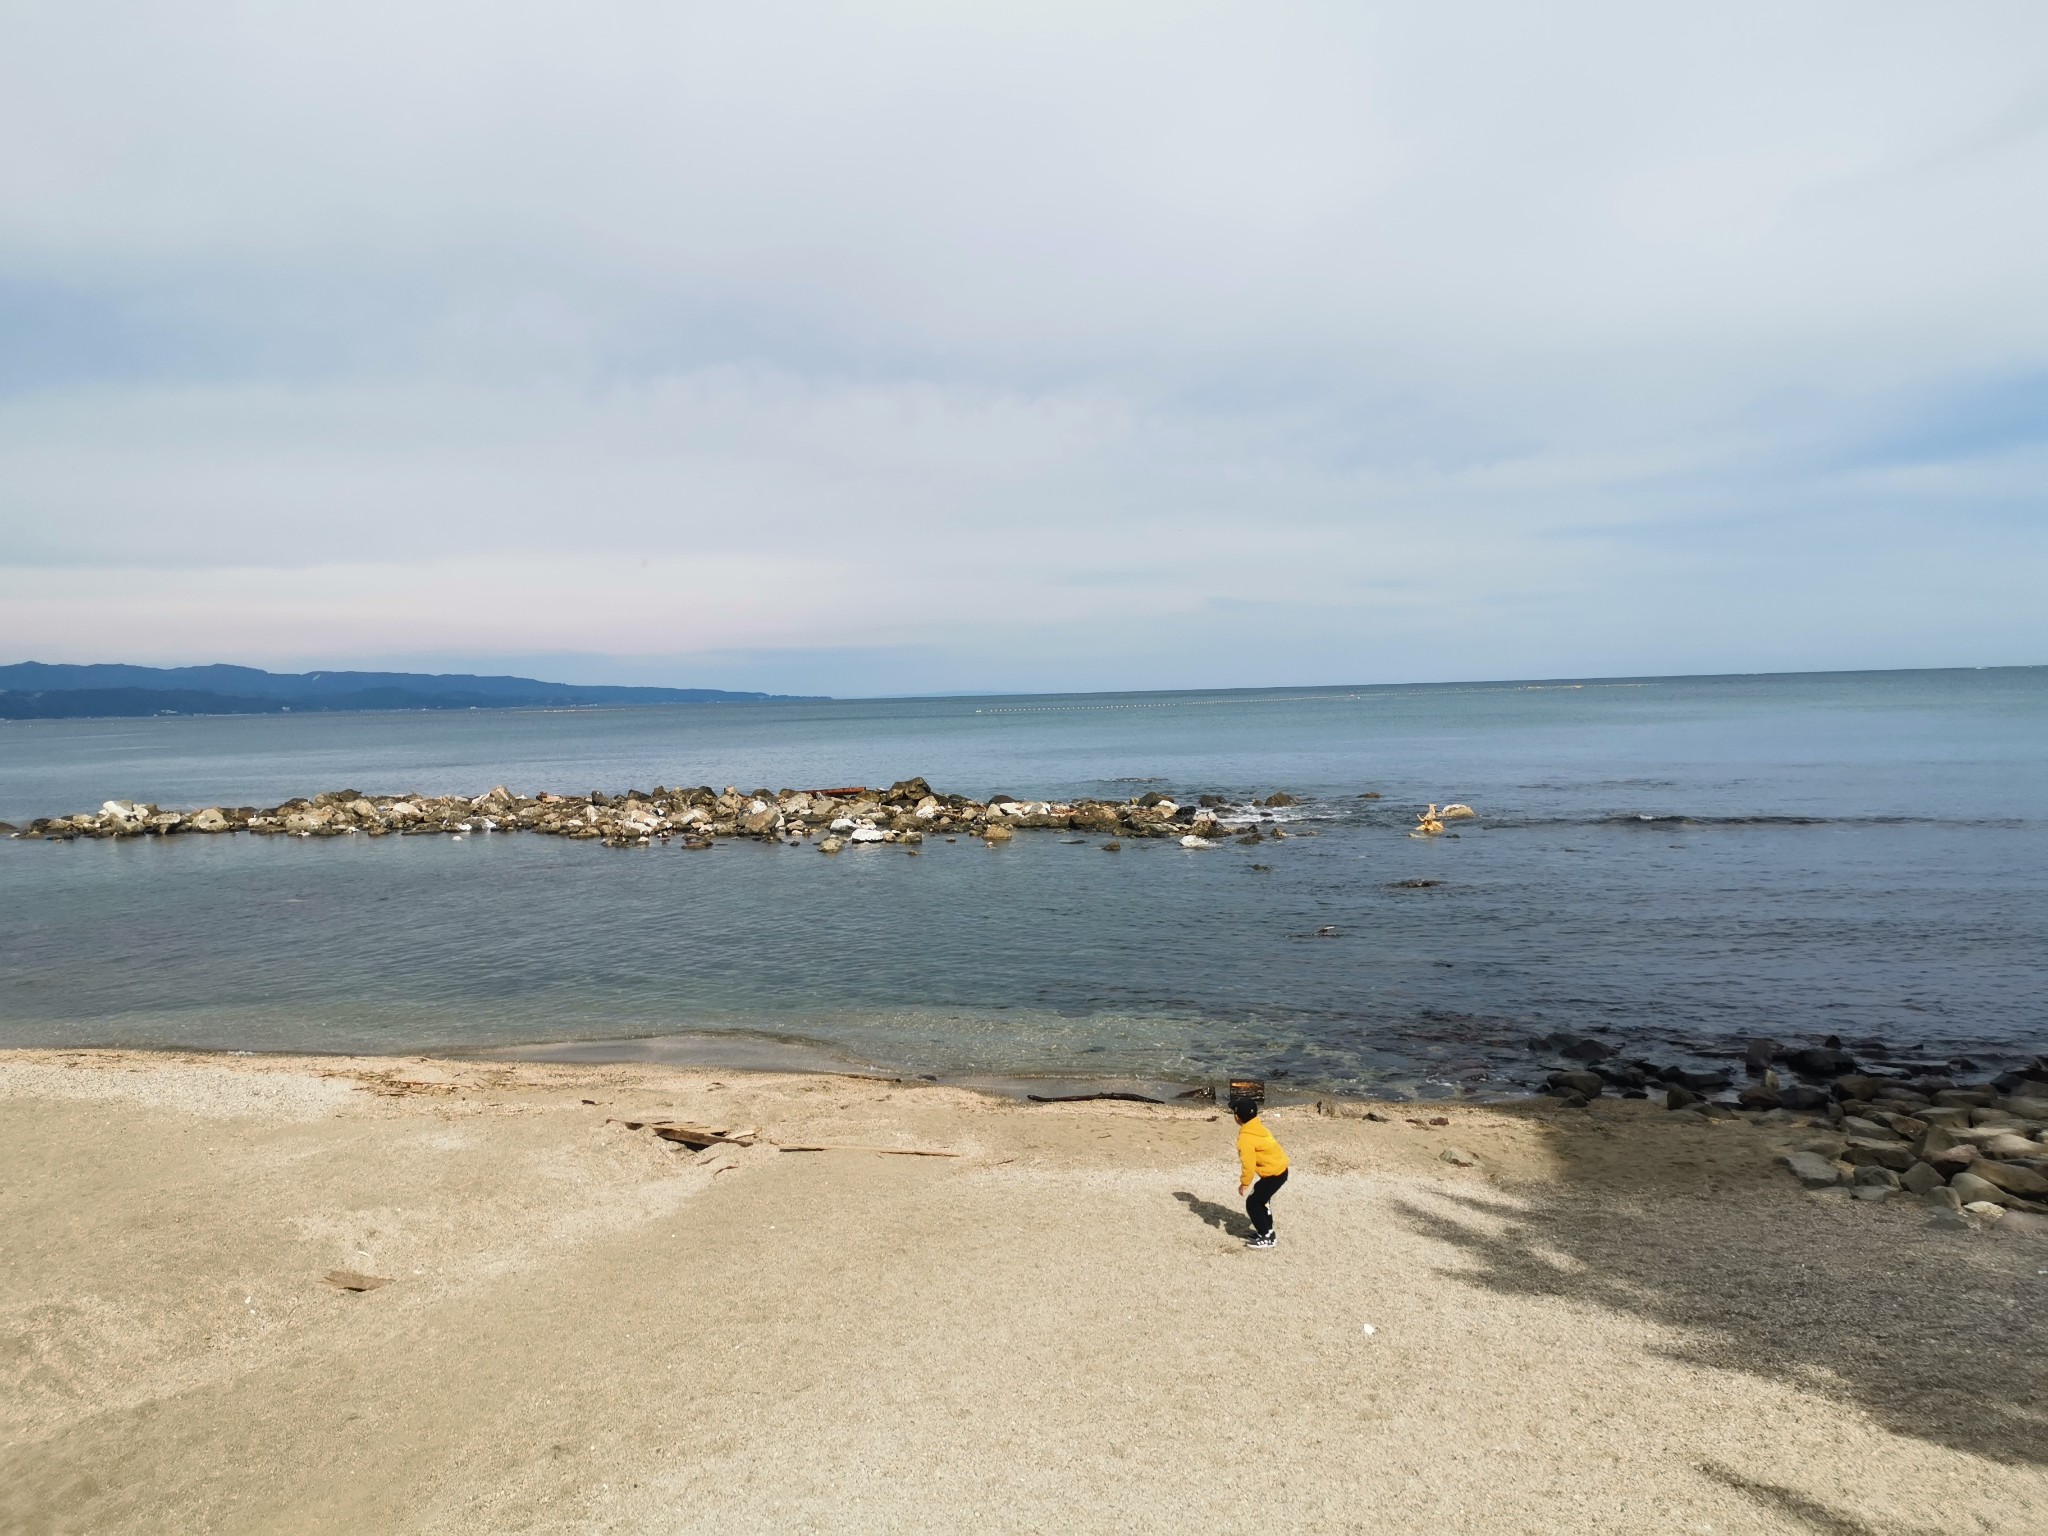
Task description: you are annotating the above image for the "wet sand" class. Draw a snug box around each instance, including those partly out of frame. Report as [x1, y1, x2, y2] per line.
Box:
[3, 1049, 2044, 1534]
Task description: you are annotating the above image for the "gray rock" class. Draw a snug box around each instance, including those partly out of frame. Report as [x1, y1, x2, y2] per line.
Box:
[1979, 1132, 2042, 1161]
[1439, 1147, 1478, 1167]
[1967, 1160, 2048, 1198]
[1780, 1151, 1843, 1188]
[1970, 1108, 2025, 1129]
[1933, 1088, 1995, 1108]
[1851, 1184, 1892, 1202]
[1901, 1161, 1945, 1196]
[1949, 1171, 2012, 1207]
[1852, 1165, 1900, 1188]
[1923, 1184, 1963, 1212]
[1841, 1138, 1915, 1172]
[1550, 1070, 1605, 1098]
[1777, 1085, 1831, 1112]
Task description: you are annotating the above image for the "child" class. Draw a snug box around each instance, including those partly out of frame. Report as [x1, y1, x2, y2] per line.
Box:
[1232, 1097, 1290, 1249]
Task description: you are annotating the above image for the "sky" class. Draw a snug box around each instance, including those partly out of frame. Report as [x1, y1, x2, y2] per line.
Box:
[2, 1, 2045, 697]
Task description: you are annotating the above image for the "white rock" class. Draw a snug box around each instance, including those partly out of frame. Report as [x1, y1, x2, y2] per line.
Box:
[830, 817, 858, 832]
[850, 828, 888, 843]
[1180, 835, 1216, 848]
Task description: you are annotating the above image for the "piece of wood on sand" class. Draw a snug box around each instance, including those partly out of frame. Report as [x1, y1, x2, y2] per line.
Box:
[324, 1269, 395, 1292]
[650, 1122, 757, 1149]
[772, 1144, 961, 1157]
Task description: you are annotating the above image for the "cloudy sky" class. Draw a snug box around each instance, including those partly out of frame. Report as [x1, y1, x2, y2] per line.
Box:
[2, 2, 2044, 695]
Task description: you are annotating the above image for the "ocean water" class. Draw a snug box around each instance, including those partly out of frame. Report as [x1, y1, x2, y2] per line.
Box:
[2, 668, 2043, 1097]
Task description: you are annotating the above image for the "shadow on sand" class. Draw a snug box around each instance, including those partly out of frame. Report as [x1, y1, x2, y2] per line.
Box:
[1172, 1190, 1252, 1240]
[1389, 1103, 2048, 1485]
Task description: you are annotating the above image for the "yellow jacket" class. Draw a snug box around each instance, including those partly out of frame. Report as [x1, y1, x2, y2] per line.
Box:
[1237, 1115, 1289, 1182]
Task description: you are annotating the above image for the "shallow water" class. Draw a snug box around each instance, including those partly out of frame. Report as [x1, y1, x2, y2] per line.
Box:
[2, 668, 2043, 1095]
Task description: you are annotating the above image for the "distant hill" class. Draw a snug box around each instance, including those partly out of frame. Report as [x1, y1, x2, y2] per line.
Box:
[0, 663, 822, 719]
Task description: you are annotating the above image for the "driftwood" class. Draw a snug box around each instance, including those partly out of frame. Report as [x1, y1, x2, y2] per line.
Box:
[609, 1117, 757, 1149]
[323, 1270, 394, 1292]
[773, 1144, 961, 1157]
[1025, 1092, 1163, 1105]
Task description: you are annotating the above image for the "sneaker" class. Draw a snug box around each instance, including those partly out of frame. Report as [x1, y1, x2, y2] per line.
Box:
[1245, 1232, 1276, 1249]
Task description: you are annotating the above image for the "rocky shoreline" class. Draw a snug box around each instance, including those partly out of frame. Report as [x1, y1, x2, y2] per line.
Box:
[1488, 1031, 2048, 1232]
[1, 776, 1306, 851]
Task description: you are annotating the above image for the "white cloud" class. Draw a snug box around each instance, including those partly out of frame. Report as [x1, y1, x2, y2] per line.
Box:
[1, 1, 2044, 688]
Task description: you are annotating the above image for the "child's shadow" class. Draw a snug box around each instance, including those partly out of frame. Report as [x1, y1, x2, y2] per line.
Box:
[1172, 1191, 1251, 1239]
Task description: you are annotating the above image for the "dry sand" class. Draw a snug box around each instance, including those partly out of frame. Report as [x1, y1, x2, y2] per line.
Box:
[2, 1048, 2044, 1535]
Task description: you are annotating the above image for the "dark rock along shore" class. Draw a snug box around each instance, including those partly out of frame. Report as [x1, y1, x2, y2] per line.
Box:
[2, 776, 1297, 850]
[1491, 1030, 2048, 1231]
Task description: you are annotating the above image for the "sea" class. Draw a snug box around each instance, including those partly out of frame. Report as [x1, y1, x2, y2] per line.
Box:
[2, 668, 2043, 1099]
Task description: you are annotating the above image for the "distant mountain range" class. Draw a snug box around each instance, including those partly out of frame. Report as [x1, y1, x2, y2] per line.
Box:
[0, 663, 821, 719]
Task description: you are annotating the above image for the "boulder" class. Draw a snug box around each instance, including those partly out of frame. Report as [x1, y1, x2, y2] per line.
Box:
[1780, 1151, 1843, 1188]
[1777, 1085, 1831, 1112]
[1968, 1161, 2048, 1198]
[983, 824, 1014, 843]
[188, 808, 231, 833]
[1934, 1088, 1995, 1108]
[1737, 1085, 1781, 1111]
[1665, 1086, 1702, 1111]
[1439, 1147, 1478, 1167]
[1851, 1184, 1892, 1202]
[1926, 1145, 1979, 1177]
[818, 837, 844, 854]
[1661, 1066, 1733, 1092]
[1786, 1044, 1857, 1077]
[1901, 1161, 1945, 1196]
[1917, 1105, 1972, 1129]
[1833, 1074, 1888, 1102]
[1841, 1138, 1914, 1172]
[1744, 1038, 1783, 1074]
[1852, 1164, 1900, 1188]
[1559, 1036, 1614, 1063]
[1949, 1171, 2012, 1207]
[1924, 1184, 1963, 1212]
[1262, 792, 1299, 807]
[1979, 1132, 2042, 1161]
[1547, 1070, 1605, 1099]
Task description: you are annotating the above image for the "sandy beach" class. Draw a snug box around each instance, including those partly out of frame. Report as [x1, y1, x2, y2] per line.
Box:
[3, 1049, 2044, 1534]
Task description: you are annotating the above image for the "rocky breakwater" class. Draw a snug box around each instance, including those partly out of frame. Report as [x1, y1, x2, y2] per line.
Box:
[5, 778, 1306, 852]
[1537, 1034, 2048, 1235]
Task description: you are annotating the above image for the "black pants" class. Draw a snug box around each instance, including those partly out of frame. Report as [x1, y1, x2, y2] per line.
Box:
[1246, 1170, 1288, 1237]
